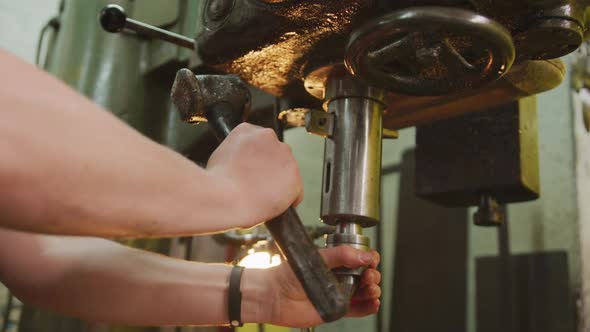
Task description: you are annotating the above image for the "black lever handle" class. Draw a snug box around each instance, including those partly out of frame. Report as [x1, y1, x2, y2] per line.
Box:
[171, 69, 349, 322]
[99, 4, 195, 50]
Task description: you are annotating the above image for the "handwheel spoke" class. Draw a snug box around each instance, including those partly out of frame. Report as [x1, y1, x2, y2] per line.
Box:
[367, 32, 421, 67]
[345, 6, 515, 96]
[439, 38, 476, 73]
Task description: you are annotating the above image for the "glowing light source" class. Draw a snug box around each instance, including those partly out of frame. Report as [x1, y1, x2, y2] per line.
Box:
[238, 250, 281, 269]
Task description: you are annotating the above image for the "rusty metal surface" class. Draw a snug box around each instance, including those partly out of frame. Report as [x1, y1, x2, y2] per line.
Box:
[170, 68, 250, 126]
[195, 0, 373, 105]
[415, 97, 540, 207]
[194, 0, 583, 106]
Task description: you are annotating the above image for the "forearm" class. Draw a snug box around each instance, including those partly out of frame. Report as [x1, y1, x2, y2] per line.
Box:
[0, 50, 240, 237]
[0, 229, 271, 326]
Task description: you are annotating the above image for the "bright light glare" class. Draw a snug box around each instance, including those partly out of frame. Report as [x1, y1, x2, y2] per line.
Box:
[238, 252, 281, 269]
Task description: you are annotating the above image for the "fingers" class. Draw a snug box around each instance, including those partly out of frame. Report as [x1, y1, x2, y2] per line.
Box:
[319, 247, 377, 270]
[292, 193, 303, 207]
[354, 269, 382, 301]
[232, 122, 267, 135]
[231, 123, 279, 144]
[369, 250, 380, 269]
[231, 123, 303, 208]
[352, 284, 381, 302]
[347, 269, 382, 318]
[319, 247, 380, 270]
[347, 299, 381, 318]
[360, 268, 381, 287]
[318, 248, 382, 319]
[259, 127, 279, 140]
[278, 142, 303, 208]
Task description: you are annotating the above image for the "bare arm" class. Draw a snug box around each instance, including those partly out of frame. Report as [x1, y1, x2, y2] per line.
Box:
[0, 50, 302, 237]
[0, 229, 380, 327]
[0, 228, 271, 326]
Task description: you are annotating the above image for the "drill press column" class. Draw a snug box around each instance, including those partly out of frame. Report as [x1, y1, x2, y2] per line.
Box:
[320, 69, 386, 296]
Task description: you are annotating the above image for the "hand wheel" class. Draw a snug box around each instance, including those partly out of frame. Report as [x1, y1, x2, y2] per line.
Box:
[345, 7, 515, 96]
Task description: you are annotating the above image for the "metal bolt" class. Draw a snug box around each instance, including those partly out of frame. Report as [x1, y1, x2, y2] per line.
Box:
[207, 0, 233, 21]
[473, 193, 504, 226]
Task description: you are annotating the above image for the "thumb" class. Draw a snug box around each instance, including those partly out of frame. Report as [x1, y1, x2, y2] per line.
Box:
[319, 246, 374, 270]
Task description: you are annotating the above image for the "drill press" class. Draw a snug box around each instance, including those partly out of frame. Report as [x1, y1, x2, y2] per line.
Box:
[98, 0, 582, 322]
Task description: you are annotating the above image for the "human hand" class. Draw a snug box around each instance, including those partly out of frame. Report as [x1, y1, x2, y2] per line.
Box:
[206, 123, 303, 229]
[242, 246, 381, 328]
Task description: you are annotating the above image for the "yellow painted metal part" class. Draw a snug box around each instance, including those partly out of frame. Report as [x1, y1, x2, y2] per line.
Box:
[238, 324, 289, 332]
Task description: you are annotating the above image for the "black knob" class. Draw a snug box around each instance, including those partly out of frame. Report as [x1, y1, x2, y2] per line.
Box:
[99, 4, 127, 33]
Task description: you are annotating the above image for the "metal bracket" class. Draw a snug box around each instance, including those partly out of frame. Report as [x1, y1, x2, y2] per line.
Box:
[278, 107, 397, 139]
[383, 128, 399, 139]
[305, 110, 335, 138]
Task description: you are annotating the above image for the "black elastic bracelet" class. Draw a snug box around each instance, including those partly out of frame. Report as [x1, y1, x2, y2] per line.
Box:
[228, 265, 245, 327]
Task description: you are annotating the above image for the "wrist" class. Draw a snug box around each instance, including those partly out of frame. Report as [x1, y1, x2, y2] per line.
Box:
[240, 268, 276, 324]
[201, 168, 248, 229]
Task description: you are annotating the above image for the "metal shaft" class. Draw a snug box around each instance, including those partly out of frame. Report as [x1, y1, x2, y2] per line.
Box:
[99, 4, 195, 50]
[125, 18, 195, 50]
[321, 97, 384, 226]
[320, 67, 386, 299]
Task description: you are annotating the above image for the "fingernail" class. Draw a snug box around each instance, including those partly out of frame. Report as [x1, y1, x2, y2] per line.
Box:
[360, 251, 373, 264]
